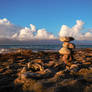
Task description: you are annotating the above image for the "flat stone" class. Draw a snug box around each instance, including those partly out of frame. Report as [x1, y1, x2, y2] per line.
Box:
[62, 42, 69, 48]
[60, 37, 74, 42]
[31, 59, 43, 64]
[70, 64, 78, 69]
[27, 62, 31, 69]
[59, 47, 71, 55]
[60, 79, 78, 86]
[21, 67, 27, 73]
[30, 63, 44, 71]
[62, 42, 75, 49]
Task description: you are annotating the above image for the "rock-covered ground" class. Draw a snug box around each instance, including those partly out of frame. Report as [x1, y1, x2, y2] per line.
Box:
[0, 48, 92, 92]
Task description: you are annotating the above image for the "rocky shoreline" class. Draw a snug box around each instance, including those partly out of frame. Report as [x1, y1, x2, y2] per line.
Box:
[0, 48, 92, 92]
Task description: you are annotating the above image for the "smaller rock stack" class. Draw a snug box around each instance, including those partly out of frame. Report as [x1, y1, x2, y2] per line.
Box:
[59, 37, 75, 65]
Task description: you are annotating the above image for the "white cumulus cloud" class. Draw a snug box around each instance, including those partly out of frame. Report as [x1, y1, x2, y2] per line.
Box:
[35, 29, 55, 40]
[59, 20, 92, 40]
[0, 18, 56, 40]
[0, 18, 11, 25]
[0, 18, 21, 38]
[12, 25, 36, 40]
[0, 18, 92, 41]
[12, 25, 56, 40]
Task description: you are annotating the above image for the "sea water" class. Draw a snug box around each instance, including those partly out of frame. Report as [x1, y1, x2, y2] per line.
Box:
[0, 44, 92, 53]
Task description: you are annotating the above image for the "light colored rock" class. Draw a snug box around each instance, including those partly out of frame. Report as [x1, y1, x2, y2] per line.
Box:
[27, 62, 31, 69]
[62, 42, 75, 49]
[62, 54, 69, 64]
[31, 63, 44, 71]
[62, 42, 69, 48]
[32, 59, 43, 64]
[60, 37, 74, 42]
[21, 67, 27, 73]
[69, 43, 75, 49]
[59, 47, 71, 55]
[61, 79, 77, 86]
[14, 78, 25, 85]
[83, 62, 91, 65]
[55, 71, 64, 77]
[16, 48, 22, 53]
[70, 64, 78, 69]
[59, 36, 75, 64]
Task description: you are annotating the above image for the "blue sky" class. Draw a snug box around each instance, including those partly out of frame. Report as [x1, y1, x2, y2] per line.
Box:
[0, 0, 92, 39]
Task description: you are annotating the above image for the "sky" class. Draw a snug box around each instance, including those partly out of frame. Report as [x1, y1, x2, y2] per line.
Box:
[0, 0, 92, 43]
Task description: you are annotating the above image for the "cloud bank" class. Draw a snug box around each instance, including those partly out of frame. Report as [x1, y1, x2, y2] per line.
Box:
[0, 18, 22, 39]
[59, 20, 92, 40]
[12, 25, 56, 40]
[0, 18, 56, 41]
[0, 18, 92, 42]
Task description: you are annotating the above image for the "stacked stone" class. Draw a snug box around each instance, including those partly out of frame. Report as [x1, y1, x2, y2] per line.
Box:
[59, 37, 75, 65]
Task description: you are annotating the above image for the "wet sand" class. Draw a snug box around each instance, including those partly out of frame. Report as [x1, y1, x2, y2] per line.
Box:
[0, 48, 92, 92]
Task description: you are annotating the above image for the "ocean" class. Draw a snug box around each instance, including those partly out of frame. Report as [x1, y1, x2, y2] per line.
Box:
[0, 44, 92, 53]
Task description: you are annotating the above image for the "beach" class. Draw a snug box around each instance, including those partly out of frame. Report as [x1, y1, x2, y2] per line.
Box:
[0, 48, 92, 92]
[0, 0, 92, 91]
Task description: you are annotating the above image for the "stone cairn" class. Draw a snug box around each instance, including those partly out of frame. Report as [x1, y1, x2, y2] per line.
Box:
[59, 37, 75, 65]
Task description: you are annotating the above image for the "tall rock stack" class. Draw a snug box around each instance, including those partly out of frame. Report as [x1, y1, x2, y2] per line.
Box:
[59, 37, 75, 65]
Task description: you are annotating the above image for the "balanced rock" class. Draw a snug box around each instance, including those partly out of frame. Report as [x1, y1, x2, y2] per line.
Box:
[59, 37, 75, 65]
